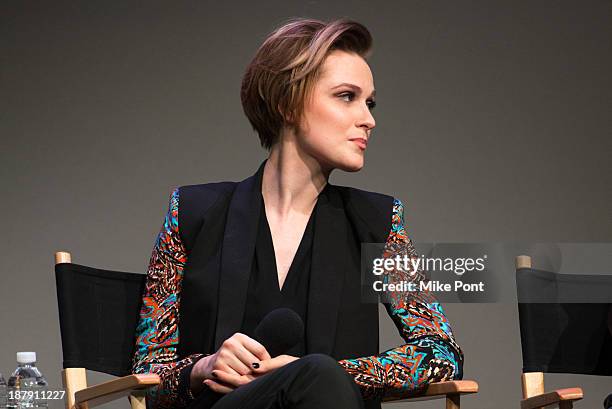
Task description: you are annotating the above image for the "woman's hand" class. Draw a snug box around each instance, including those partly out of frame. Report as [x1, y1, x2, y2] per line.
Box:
[190, 333, 271, 395]
[203, 371, 258, 394]
[251, 354, 299, 375]
[203, 354, 299, 394]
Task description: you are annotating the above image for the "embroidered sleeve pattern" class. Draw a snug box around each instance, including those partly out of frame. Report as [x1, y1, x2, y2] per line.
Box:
[132, 188, 204, 409]
[338, 198, 464, 401]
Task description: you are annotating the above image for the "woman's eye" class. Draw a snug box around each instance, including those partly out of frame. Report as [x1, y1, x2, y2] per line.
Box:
[338, 92, 376, 110]
[339, 92, 355, 102]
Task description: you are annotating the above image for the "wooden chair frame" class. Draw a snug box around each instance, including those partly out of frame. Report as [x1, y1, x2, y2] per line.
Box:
[382, 380, 478, 408]
[516, 255, 584, 409]
[57, 250, 478, 409]
[56, 251, 160, 409]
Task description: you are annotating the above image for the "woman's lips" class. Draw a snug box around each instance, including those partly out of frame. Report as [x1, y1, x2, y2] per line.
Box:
[350, 138, 367, 150]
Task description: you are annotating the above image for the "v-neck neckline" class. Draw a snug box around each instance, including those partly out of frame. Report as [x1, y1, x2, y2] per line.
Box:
[260, 197, 318, 293]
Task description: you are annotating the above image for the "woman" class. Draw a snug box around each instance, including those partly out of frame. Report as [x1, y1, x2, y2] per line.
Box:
[132, 18, 463, 409]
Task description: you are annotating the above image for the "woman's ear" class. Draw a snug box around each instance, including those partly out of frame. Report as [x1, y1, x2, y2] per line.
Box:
[278, 103, 295, 124]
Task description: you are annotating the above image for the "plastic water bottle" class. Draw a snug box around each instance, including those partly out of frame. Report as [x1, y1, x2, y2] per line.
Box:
[7, 352, 48, 409]
[0, 372, 7, 409]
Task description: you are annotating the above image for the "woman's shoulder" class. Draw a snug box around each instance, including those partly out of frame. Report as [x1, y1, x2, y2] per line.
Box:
[173, 181, 237, 216]
[178, 180, 236, 198]
[332, 184, 403, 241]
[163, 181, 236, 248]
[333, 184, 398, 212]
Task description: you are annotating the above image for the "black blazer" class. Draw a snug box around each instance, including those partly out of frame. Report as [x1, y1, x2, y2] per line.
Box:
[134, 160, 463, 409]
[176, 160, 394, 362]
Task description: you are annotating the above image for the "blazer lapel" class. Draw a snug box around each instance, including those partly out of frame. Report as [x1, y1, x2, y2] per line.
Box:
[214, 167, 365, 356]
[306, 184, 349, 355]
[214, 161, 265, 350]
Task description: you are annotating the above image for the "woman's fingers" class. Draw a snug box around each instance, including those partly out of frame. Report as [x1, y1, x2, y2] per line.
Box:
[217, 349, 252, 375]
[204, 339, 296, 395]
[252, 354, 299, 375]
[219, 335, 259, 375]
[220, 333, 270, 370]
[212, 370, 252, 388]
[237, 334, 272, 361]
[233, 345, 264, 371]
[203, 379, 233, 394]
[203, 369, 257, 394]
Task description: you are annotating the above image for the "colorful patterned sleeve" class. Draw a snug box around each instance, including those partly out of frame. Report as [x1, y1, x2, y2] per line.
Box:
[132, 188, 205, 409]
[337, 198, 464, 401]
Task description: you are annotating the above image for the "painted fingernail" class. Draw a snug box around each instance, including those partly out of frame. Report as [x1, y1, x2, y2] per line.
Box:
[252, 362, 260, 369]
[212, 371, 218, 378]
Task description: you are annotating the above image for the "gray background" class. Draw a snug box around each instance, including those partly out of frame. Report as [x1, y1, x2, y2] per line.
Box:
[2, 1, 611, 408]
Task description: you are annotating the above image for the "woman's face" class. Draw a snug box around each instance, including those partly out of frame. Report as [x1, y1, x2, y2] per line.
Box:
[295, 50, 376, 173]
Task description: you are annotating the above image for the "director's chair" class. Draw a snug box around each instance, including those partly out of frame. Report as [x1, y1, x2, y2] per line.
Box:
[516, 255, 612, 409]
[55, 251, 477, 409]
[55, 251, 158, 409]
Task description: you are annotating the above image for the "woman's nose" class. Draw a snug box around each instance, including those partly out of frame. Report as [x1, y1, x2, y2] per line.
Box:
[358, 104, 375, 131]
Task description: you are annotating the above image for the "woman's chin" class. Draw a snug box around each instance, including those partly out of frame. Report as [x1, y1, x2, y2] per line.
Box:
[312, 152, 364, 173]
[338, 157, 365, 172]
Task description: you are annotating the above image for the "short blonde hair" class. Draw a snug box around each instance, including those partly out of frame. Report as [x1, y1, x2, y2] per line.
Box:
[241, 18, 373, 149]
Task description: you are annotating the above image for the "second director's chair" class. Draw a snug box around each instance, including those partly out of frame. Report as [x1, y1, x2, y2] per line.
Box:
[516, 255, 612, 409]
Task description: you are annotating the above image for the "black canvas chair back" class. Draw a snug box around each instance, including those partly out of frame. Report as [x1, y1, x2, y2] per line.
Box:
[55, 261, 145, 376]
[516, 266, 612, 376]
[54, 252, 479, 409]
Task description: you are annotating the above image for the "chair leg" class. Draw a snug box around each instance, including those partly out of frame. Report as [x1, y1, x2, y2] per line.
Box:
[446, 394, 460, 409]
[129, 391, 147, 409]
[62, 368, 88, 409]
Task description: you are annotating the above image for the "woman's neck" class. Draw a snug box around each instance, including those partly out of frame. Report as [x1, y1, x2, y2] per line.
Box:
[262, 141, 329, 218]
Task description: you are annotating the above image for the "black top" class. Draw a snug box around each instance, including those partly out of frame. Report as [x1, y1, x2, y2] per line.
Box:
[240, 194, 317, 357]
[177, 162, 394, 409]
[177, 161, 392, 374]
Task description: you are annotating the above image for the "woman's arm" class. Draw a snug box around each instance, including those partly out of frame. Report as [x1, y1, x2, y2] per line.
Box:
[337, 198, 464, 401]
[132, 188, 205, 409]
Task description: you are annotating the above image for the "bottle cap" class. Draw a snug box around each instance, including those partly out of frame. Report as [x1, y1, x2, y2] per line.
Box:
[16, 352, 36, 364]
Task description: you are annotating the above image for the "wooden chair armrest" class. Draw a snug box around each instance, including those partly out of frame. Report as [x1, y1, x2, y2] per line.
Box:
[423, 380, 479, 396]
[75, 374, 160, 408]
[382, 380, 479, 402]
[520, 388, 583, 409]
